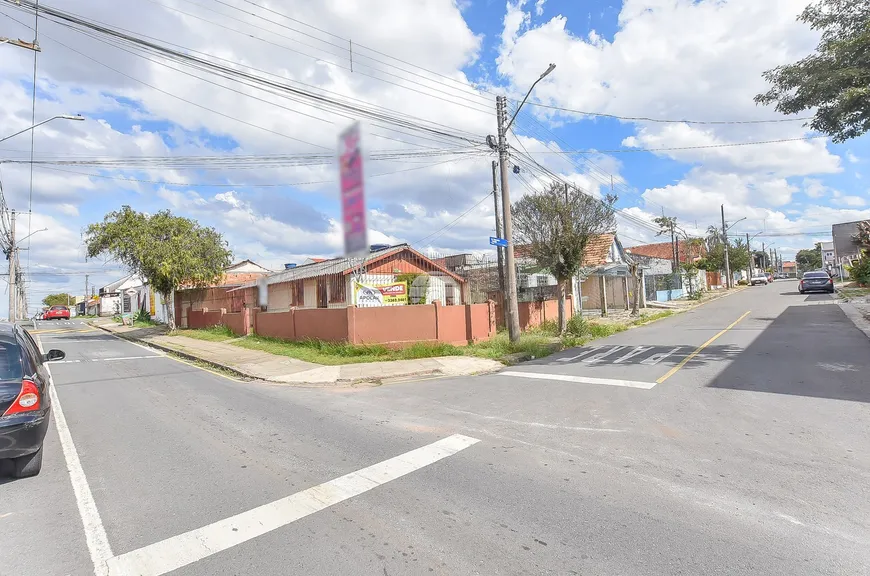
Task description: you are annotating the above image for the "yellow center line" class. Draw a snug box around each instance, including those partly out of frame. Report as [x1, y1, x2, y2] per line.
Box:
[656, 310, 752, 384]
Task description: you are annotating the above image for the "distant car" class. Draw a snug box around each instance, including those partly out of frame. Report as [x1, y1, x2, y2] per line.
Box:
[0, 322, 65, 478]
[43, 305, 70, 320]
[750, 271, 769, 286]
[799, 271, 835, 294]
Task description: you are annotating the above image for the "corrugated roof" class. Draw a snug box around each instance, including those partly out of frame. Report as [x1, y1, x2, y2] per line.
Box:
[230, 244, 465, 291]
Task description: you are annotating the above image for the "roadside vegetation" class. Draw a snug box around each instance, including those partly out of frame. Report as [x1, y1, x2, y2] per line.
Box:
[169, 309, 676, 365]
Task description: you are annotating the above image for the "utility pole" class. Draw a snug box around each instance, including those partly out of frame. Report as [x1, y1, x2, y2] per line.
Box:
[496, 95, 521, 343]
[761, 242, 766, 270]
[491, 161, 506, 317]
[8, 210, 15, 322]
[721, 204, 732, 289]
[85, 274, 89, 311]
[746, 233, 752, 279]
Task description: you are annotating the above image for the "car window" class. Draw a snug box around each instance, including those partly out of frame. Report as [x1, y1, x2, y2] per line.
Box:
[804, 272, 828, 278]
[15, 329, 42, 374]
[19, 330, 44, 368]
[0, 339, 23, 380]
[50, 305, 68, 311]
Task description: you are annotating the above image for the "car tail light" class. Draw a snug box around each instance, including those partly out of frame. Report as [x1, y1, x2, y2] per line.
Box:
[2, 380, 40, 416]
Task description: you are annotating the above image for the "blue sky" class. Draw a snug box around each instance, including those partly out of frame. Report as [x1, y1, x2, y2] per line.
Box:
[1, 0, 868, 317]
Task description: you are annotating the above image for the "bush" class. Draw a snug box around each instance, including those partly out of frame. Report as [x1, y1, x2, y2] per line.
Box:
[134, 309, 151, 322]
[847, 254, 870, 286]
[737, 279, 748, 286]
[687, 289, 704, 301]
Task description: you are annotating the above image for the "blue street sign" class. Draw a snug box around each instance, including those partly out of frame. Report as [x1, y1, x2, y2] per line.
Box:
[489, 237, 508, 247]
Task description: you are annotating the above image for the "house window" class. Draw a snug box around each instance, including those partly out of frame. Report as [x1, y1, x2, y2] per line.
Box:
[328, 274, 346, 304]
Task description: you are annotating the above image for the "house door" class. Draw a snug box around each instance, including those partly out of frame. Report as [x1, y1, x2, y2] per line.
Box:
[316, 278, 328, 308]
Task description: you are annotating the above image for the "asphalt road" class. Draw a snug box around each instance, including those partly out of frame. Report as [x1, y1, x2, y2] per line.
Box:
[3, 285, 869, 575]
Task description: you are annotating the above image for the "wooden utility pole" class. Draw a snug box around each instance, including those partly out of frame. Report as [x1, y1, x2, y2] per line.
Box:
[746, 233, 753, 279]
[8, 209, 15, 322]
[491, 161, 505, 297]
[721, 204, 732, 288]
[495, 95, 521, 342]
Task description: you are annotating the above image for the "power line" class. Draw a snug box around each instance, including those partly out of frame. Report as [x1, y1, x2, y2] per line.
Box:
[526, 135, 829, 154]
[411, 191, 494, 247]
[521, 101, 813, 125]
[29, 155, 490, 187]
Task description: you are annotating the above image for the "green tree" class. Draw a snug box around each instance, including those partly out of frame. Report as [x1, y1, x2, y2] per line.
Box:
[513, 183, 617, 334]
[796, 243, 824, 271]
[42, 293, 74, 307]
[85, 206, 232, 328]
[754, 0, 870, 142]
[729, 238, 750, 276]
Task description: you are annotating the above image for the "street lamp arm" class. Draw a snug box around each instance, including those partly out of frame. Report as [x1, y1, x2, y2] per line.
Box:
[17, 227, 48, 245]
[0, 114, 84, 144]
[505, 63, 556, 133]
[725, 216, 747, 232]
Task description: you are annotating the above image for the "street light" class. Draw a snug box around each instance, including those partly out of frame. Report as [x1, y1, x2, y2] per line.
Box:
[0, 114, 85, 144]
[505, 63, 556, 133]
[16, 227, 48, 245]
[494, 63, 556, 343]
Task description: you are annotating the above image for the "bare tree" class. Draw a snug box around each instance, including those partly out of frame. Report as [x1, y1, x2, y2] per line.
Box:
[513, 183, 617, 334]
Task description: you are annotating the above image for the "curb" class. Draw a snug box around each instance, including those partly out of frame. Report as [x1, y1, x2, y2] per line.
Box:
[90, 323, 256, 381]
[89, 322, 502, 386]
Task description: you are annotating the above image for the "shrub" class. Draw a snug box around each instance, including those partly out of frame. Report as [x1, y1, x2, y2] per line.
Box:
[737, 279, 748, 286]
[687, 289, 704, 301]
[847, 253, 870, 286]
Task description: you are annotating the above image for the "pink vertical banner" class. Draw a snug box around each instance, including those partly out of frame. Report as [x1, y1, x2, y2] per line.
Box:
[339, 121, 368, 257]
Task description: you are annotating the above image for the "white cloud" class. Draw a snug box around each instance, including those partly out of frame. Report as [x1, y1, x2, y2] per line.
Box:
[535, 0, 547, 17]
[833, 195, 866, 208]
[847, 151, 860, 163]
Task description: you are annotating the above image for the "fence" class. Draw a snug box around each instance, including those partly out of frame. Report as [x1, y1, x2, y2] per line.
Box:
[646, 273, 683, 302]
[187, 301, 498, 347]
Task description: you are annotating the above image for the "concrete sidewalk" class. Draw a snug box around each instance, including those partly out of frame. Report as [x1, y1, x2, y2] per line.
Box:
[91, 320, 502, 385]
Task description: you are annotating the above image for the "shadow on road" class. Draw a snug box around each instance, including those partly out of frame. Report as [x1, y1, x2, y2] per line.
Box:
[525, 343, 743, 372]
[708, 303, 870, 403]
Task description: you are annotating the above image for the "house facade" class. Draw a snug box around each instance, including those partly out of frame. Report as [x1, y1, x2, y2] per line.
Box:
[234, 245, 465, 313]
[820, 241, 835, 273]
[782, 261, 797, 277]
[174, 260, 271, 328]
[625, 239, 707, 300]
[832, 221, 867, 279]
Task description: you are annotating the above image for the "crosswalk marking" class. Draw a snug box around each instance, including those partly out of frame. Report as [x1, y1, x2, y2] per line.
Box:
[640, 346, 683, 365]
[613, 346, 653, 364]
[501, 371, 656, 389]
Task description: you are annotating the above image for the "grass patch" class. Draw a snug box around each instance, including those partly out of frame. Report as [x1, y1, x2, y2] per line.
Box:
[230, 335, 464, 365]
[132, 319, 161, 328]
[839, 287, 870, 300]
[464, 332, 560, 361]
[170, 325, 236, 342]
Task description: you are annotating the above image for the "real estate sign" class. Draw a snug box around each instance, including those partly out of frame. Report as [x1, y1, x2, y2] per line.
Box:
[353, 281, 408, 306]
[339, 121, 368, 257]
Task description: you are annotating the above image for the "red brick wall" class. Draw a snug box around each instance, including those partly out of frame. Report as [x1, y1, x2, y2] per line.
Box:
[223, 312, 246, 336]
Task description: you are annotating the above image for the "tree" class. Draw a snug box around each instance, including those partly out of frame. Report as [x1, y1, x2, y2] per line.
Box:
[854, 220, 870, 249]
[754, 0, 870, 142]
[729, 238, 750, 276]
[42, 293, 73, 307]
[85, 206, 232, 328]
[796, 243, 824, 271]
[512, 183, 617, 334]
[753, 251, 772, 270]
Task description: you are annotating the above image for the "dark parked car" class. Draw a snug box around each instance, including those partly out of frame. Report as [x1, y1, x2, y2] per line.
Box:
[799, 271, 835, 294]
[0, 323, 65, 478]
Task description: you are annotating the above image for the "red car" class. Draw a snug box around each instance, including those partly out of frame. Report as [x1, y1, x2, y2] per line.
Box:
[43, 305, 70, 320]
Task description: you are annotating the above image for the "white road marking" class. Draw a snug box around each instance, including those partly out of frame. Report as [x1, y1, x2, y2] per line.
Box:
[49, 355, 163, 364]
[105, 434, 479, 576]
[640, 346, 683, 366]
[613, 346, 653, 364]
[36, 336, 113, 576]
[582, 346, 627, 364]
[500, 371, 656, 389]
[556, 346, 601, 362]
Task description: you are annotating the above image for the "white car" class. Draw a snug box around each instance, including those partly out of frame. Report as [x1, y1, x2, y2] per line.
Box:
[750, 271, 769, 286]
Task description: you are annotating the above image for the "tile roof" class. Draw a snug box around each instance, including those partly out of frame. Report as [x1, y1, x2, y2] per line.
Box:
[515, 233, 616, 267]
[627, 240, 705, 262]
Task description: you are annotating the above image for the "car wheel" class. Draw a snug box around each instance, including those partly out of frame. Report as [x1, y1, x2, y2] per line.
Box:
[13, 445, 43, 478]
[799, 290, 805, 294]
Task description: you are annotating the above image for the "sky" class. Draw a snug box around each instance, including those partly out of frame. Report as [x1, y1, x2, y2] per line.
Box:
[1, 0, 868, 317]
